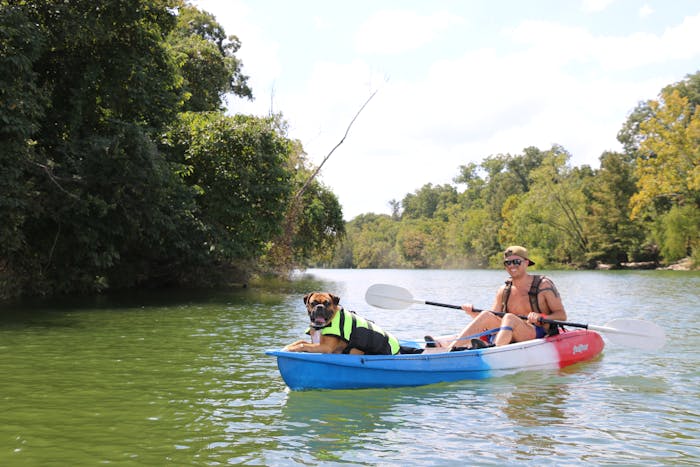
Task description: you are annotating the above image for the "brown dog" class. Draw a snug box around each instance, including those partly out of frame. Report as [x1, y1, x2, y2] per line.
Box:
[283, 292, 401, 355]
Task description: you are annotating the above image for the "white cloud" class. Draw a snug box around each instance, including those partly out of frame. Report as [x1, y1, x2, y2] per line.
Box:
[581, 0, 616, 13]
[639, 4, 654, 18]
[598, 13, 700, 69]
[507, 13, 700, 71]
[355, 9, 464, 55]
[313, 15, 332, 30]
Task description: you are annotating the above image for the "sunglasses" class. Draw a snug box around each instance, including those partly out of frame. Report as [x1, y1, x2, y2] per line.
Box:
[503, 259, 524, 266]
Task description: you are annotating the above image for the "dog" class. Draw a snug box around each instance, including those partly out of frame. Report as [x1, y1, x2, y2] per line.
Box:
[283, 292, 402, 355]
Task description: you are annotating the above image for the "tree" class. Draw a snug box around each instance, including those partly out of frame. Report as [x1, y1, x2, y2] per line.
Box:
[290, 178, 345, 265]
[167, 112, 294, 263]
[480, 147, 545, 217]
[396, 218, 448, 268]
[617, 101, 654, 156]
[652, 205, 700, 261]
[501, 146, 593, 266]
[630, 88, 700, 219]
[0, 3, 47, 291]
[0, 0, 193, 297]
[441, 203, 498, 267]
[341, 214, 403, 268]
[168, 2, 252, 112]
[616, 71, 700, 264]
[585, 151, 647, 263]
[401, 183, 458, 220]
[0, 0, 353, 298]
[452, 148, 548, 265]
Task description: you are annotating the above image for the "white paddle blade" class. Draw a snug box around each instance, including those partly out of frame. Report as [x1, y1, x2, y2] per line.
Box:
[365, 284, 421, 309]
[593, 318, 666, 350]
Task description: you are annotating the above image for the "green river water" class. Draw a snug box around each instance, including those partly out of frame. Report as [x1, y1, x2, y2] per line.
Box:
[1, 269, 699, 466]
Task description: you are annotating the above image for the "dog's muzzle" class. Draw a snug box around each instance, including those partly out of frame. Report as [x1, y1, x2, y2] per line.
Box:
[309, 304, 334, 329]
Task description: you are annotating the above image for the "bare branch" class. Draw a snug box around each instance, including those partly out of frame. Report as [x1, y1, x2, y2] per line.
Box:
[294, 88, 379, 201]
[265, 88, 380, 274]
[32, 161, 81, 200]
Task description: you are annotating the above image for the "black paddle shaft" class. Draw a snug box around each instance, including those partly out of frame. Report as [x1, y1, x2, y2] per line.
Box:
[424, 301, 509, 318]
[424, 300, 462, 309]
[424, 298, 600, 330]
[421, 296, 552, 323]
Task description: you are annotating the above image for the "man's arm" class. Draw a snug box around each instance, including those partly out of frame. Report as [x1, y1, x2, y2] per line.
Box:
[539, 278, 567, 321]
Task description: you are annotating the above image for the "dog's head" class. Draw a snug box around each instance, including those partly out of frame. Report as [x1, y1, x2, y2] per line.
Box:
[303, 292, 341, 329]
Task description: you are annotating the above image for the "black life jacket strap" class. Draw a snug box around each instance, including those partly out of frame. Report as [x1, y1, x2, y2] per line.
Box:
[528, 274, 544, 314]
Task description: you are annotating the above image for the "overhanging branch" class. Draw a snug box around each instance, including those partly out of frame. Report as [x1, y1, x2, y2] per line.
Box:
[294, 89, 379, 201]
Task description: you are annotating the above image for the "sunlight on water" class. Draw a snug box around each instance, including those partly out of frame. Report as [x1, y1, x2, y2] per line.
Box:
[1, 270, 698, 465]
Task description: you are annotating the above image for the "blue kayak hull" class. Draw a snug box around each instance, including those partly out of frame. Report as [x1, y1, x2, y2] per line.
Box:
[266, 329, 604, 390]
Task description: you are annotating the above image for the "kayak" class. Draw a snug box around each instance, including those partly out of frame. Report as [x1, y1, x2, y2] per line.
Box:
[266, 329, 604, 391]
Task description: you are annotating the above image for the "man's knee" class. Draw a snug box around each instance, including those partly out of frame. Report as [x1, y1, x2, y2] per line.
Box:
[502, 313, 520, 326]
[475, 311, 493, 323]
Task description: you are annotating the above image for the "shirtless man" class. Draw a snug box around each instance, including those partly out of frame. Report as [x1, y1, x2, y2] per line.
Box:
[449, 245, 567, 350]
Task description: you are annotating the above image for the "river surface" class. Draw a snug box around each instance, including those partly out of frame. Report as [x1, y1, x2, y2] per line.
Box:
[1, 269, 698, 466]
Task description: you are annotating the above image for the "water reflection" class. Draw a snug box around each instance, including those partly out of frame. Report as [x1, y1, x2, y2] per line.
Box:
[278, 390, 389, 463]
[275, 383, 477, 464]
[273, 375, 580, 464]
[500, 380, 570, 426]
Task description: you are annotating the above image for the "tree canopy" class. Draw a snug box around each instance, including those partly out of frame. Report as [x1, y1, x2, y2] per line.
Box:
[0, 0, 344, 299]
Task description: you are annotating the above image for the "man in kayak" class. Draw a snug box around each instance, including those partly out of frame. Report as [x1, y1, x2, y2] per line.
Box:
[445, 245, 567, 350]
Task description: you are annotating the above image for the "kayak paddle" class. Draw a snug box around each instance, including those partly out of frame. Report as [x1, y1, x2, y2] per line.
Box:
[365, 283, 666, 350]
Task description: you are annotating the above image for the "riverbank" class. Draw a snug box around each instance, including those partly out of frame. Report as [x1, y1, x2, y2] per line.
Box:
[596, 257, 696, 271]
[659, 257, 696, 270]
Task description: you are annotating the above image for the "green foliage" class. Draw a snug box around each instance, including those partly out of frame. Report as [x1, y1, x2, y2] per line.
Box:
[334, 214, 403, 268]
[292, 181, 345, 264]
[445, 205, 498, 267]
[401, 183, 457, 219]
[665, 71, 700, 110]
[249, 128, 347, 272]
[0, 0, 193, 297]
[1, 0, 341, 299]
[37, 0, 183, 131]
[653, 205, 700, 261]
[584, 151, 648, 263]
[617, 101, 653, 156]
[0, 3, 46, 264]
[396, 218, 448, 268]
[501, 147, 594, 265]
[167, 112, 294, 262]
[168, 3, 252, 111]
[631, 88, 700, 219]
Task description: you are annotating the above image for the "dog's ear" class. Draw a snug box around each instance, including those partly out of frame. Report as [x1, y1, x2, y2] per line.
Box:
[330, 293, 340, 305]
[303, 293, 312, 305]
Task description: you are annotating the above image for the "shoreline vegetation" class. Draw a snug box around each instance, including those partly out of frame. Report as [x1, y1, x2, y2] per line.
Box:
[2, 2, 698, 301]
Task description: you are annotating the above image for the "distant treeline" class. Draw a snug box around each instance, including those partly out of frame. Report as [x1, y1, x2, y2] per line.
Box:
[0, 1, 343, 299]
[317, 72, 700, 270]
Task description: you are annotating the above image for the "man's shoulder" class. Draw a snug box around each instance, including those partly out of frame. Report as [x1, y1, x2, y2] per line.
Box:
[530, 274, 554, 285]
[540, 274, 553, 282]
[533, 275, 561, 298]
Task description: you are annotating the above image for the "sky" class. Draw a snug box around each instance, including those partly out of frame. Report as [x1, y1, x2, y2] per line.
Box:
[191, 0, 700, 220]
